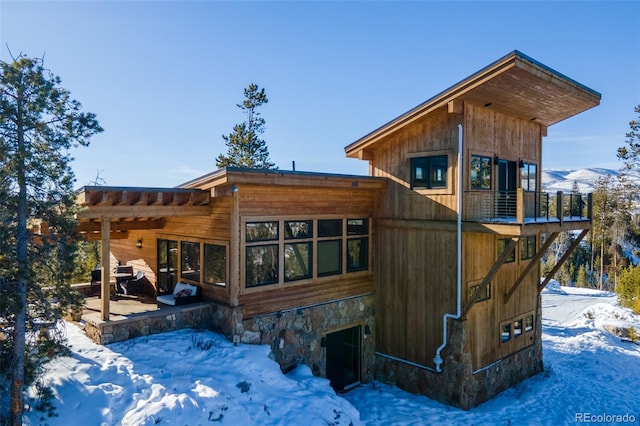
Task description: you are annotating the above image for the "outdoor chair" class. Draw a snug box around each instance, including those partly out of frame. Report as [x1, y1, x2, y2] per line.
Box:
[119, 271, 145, 296]
[90, 269, 102, 295]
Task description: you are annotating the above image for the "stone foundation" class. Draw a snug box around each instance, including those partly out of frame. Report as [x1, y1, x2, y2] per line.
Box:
[239, 294, 375, 382]
[84, 302, 220, 345]
[375, 297, 544, 410]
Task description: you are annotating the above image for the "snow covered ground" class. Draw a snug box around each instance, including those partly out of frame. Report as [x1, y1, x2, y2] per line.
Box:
[24, 282, 640, 425]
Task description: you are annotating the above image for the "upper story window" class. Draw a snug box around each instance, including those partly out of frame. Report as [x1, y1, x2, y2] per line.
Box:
[411, 155, 448, 189]
[470, 155, 492, 190]
[520, 162, 537, 192]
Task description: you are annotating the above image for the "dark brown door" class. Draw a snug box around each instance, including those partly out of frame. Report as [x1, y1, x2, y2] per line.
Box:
[326, 326, 361, 392]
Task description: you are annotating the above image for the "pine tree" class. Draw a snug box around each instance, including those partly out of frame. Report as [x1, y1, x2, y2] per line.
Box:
[0, 53, 102, 424]
[617, 104, 640, 171]
[216, 83, 277, 170]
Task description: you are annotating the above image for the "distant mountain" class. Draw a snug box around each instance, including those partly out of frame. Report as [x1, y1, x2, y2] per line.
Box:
[541, 168, 620, 192]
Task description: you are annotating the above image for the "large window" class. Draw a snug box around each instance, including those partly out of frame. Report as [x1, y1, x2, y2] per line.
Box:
[470, 155, 492, 189]
[204, 243, 226, 286]
[521, 162, 537, 192]
[180, 241, 200, 282]
[411, 155, 448, 189]
[243, 218, 370, 289]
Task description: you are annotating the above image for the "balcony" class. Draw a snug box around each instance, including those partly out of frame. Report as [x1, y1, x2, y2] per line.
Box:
[464, 189, 592, 234]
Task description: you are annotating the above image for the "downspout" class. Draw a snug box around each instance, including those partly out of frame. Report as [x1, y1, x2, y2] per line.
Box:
[433, 123, 463, 372]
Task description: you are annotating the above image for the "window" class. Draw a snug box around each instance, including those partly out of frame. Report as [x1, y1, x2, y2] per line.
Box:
[411, 155, 448, 189]
[501, 323, 511, 343]
[284, 220, 312, 282]
[318, 219, 342, 277]
[525, 315, 534, 332]
[347, 219, 369, 273]
[520, 162, 537, 192]
[520, 236, 536, 260]
[204, 244, 226, 286]
[470, 283, 491, 302]
[246, 221, 278, 242]
[181, 241, 200, 282]
[470, 155, 492, 189]
[497, 238, 516, 263]
[246, 244, 278, 287]
[513, 319, 523, 337]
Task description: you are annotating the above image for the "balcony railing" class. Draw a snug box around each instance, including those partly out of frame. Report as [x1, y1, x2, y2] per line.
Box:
[466, 189, 592, 224]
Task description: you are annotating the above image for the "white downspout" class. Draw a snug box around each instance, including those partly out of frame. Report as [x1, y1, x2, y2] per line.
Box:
[433, 123, 463, 372]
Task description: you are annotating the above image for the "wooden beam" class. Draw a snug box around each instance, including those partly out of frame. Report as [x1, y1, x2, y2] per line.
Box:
[77, 204, 211, 220]
[78, 218, 165, 232]
[100, 218, 111, 321]
[539, 229, 589, 292]
[447, 100, 463, 114]
[463, 237, 519, 317]
[504, 232, 559, 302]
[85, 231, 128, 241]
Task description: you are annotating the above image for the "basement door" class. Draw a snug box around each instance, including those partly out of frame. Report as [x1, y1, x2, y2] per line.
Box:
[497, 159, 518, 217]
[157, 239, 178, 295]
[325, 325, 361, 393]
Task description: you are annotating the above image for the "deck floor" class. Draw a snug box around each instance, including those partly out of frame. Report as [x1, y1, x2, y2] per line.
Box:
[81, 294, 160, 322]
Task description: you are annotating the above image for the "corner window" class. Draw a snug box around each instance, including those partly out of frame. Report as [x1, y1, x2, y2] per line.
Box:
[181, 241, 200, 282]
[411, 155, 448, 189]
[204, 244, 226, 286]
[520, 236, 536, 260]
[520, 163, 537, 192]
[470, 155, 492, 189]
[497, 238, 516, 263]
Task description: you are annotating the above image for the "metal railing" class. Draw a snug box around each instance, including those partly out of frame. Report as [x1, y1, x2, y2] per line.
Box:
[468, 189, 592, 224]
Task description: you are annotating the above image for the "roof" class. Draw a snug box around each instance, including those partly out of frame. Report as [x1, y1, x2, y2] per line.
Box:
[345, 50, 601, 158]
[179, 167, 388, 191]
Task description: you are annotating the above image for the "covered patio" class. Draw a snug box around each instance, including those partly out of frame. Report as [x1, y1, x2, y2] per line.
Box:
[74, 186, 219, 343]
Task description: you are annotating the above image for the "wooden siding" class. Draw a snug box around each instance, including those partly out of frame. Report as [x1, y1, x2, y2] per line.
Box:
[110, 197, 233, 304]
[463, 232, 539, 370]
[375, 223, 457, 368]
[239, 274, 373, 318]
[370, 107, 461, 222]
[463, 103, 542, 221]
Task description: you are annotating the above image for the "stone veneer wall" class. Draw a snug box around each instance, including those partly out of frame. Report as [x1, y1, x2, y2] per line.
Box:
[375, 295, 544, 410]
[238, 294, 376, 382]
[84, 302, 239, 345]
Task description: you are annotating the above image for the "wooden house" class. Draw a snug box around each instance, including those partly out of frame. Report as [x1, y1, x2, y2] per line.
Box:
[76, 51, 600, 409]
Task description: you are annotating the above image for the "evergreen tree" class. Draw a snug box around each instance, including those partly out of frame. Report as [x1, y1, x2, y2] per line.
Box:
[0, 54, 102, 424]
[617, 265, 640, 314]
[617, 104, 640, 171]
[216, 83, 277, 169]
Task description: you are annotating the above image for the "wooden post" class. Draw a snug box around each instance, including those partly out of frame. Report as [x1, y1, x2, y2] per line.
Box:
[516, 188, 525, 224]
[100, 218, 111, 321]
[229, 190, 240, 307]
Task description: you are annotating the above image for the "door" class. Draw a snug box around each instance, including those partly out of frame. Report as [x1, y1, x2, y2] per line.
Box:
[326, 325, 361, 392]
[157, 239, 178, 295]
[497, 160, 518, 217]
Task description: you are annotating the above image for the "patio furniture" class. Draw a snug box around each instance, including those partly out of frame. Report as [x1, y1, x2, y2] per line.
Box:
[157, 282, 200, 306]
[114, 266, 134, 294]
[120, 271, 145, 296]
[90, 269, 102, 295]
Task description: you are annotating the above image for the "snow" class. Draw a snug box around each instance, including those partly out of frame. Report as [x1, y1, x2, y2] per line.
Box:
[24, 282, 640, 425]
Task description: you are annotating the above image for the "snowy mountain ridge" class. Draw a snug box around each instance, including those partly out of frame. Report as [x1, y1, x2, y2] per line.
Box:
[542, 167, 621, 192]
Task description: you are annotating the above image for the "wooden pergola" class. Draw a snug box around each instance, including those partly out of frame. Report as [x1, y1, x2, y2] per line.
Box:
[76, 186, 211, 320]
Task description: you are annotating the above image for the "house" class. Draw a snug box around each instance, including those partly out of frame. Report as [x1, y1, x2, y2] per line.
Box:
[76, 51, 600, 409]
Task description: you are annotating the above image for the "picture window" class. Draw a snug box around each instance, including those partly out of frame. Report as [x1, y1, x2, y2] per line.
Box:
[471, 155, 492, 189]
[411, 155, 448, 189]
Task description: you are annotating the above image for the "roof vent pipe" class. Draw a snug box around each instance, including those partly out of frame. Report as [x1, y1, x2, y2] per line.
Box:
[433, 123, 464, 372]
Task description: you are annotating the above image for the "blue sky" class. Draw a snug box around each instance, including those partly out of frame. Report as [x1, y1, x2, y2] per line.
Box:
[1, 1, 639, 188]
